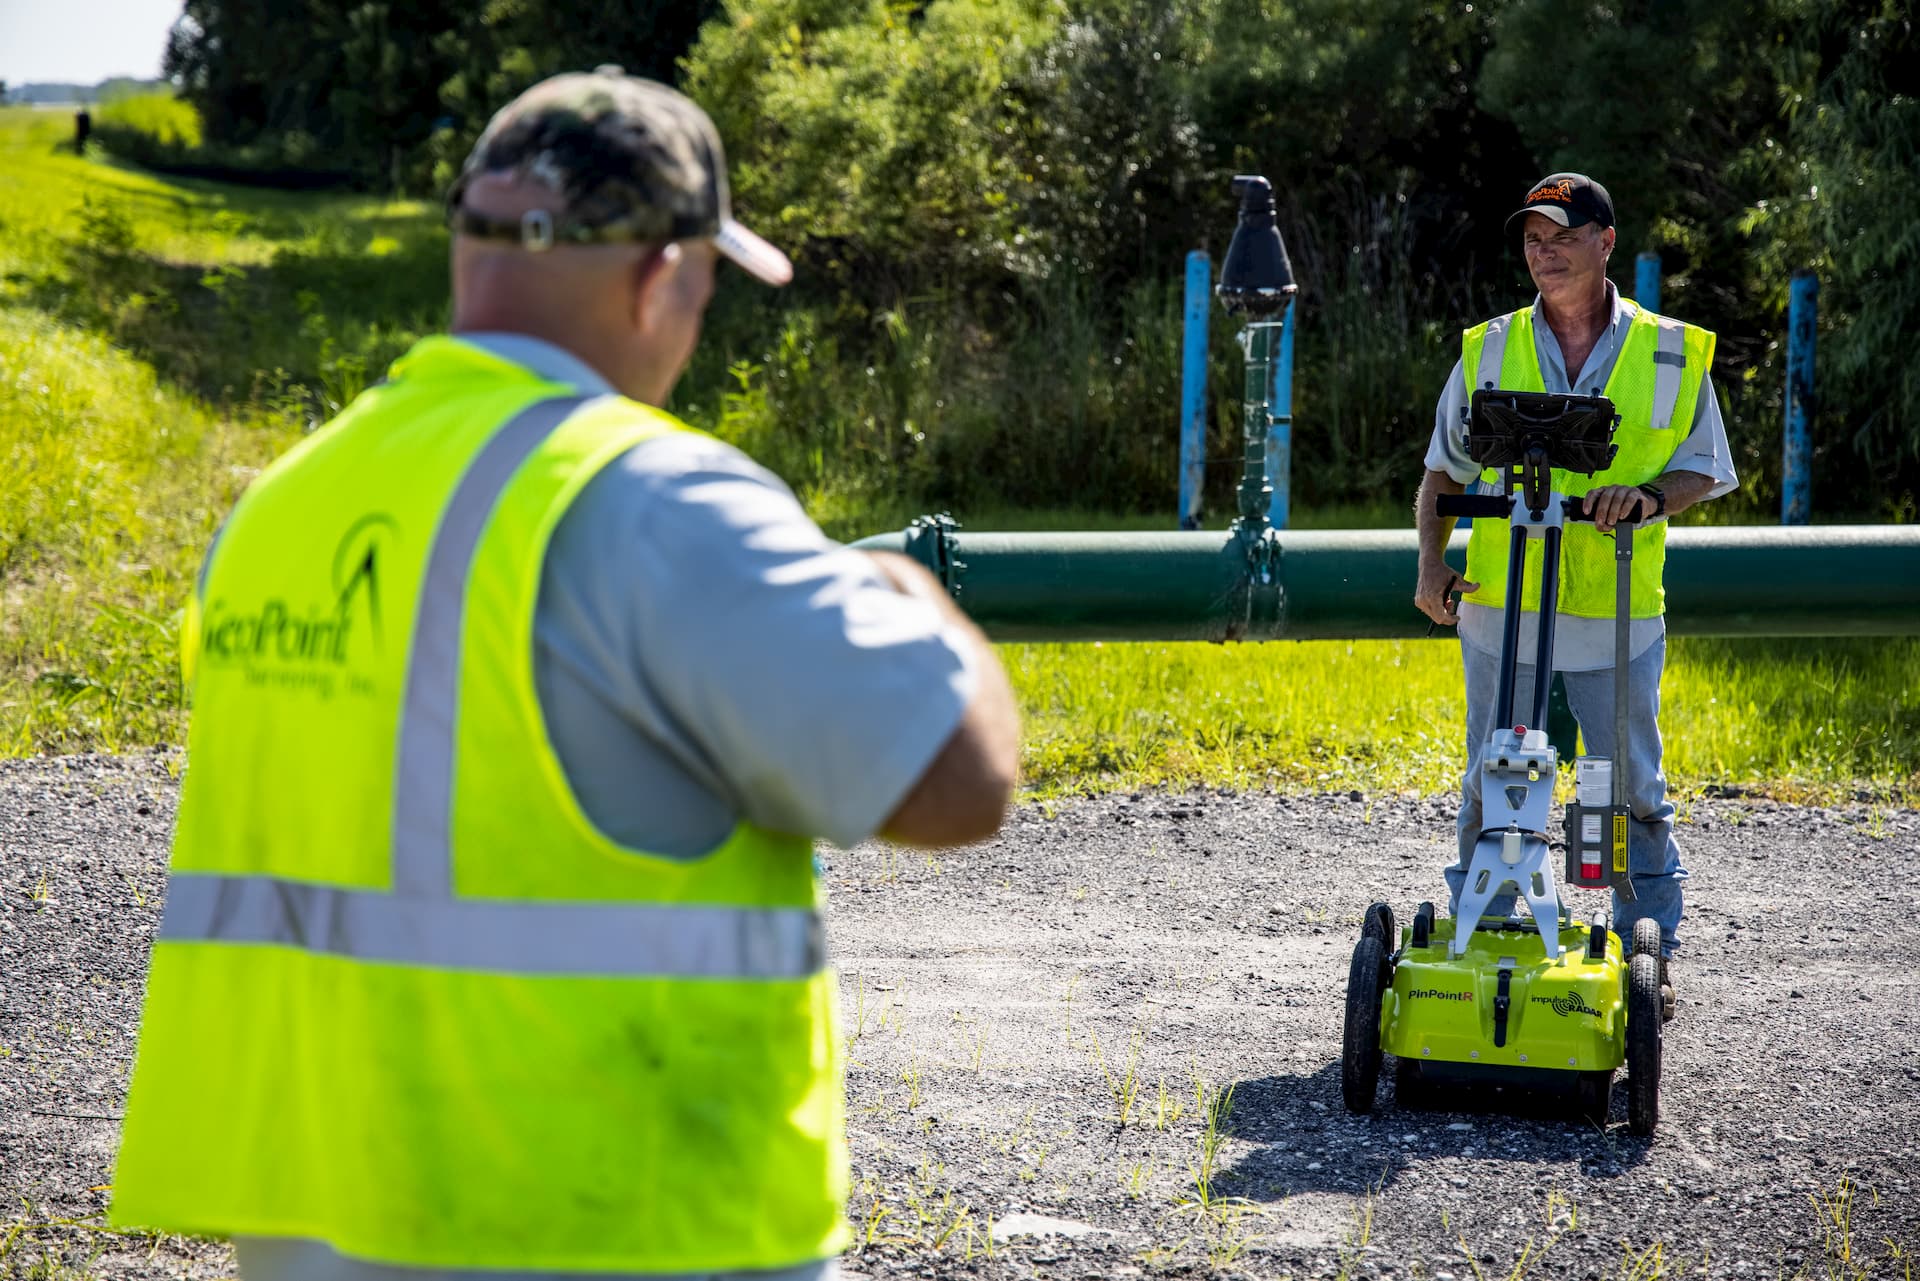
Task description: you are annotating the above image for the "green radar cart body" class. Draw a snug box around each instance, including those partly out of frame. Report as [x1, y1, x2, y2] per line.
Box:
[1342, 389, 1666, 1135]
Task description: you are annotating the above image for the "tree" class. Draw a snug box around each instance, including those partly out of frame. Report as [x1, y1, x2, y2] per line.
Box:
[1747, 0, 1919, 509]
[430, 0, 725, 193]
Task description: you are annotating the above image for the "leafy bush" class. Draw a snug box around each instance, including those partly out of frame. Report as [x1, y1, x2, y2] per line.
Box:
[94, 92, 203, 149]
[686, 0, 1057, 297]
[91, 91, 358, 189]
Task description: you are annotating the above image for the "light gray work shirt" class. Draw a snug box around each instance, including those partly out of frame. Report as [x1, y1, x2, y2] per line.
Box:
[470, 332, 978, 856]
[1424, 281, 1739, 670]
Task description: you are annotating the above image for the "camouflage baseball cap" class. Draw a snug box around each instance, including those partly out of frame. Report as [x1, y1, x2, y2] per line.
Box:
[447, 66, 791, 285]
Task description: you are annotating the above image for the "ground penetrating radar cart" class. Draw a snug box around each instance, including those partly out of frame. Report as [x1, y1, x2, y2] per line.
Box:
[1341, 389, 1665, 1135]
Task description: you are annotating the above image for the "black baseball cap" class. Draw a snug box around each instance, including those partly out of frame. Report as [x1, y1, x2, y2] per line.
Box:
[1504, 173, 1614, 236]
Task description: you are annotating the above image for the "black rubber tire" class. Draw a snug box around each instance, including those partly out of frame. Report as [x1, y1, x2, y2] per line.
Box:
[1576, 1069, 1613, 1127]
[1411, 901, 1434, 950]
[1626, 951, 1663, 1135]
[1588, 921, 1607, 962]
[1342, 935, 1387, 1114]
[1362, 901, 1398, 949]
[1632, 917, 1662, 959]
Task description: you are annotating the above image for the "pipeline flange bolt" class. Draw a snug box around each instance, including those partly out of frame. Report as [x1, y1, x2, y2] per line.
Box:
[1223, 524, 1286, 641]
[903, 513, 966, 596]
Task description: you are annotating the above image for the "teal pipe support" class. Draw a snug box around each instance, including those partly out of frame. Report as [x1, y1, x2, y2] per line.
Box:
[1635, 251, 1661, 314]
[1177, 251, 1211, 531]
[1783, 269, 1818, 525]
[856, 522, 1920, 642]
[1264, 297, 1296, 530]
[1235, 319, 1281, 536]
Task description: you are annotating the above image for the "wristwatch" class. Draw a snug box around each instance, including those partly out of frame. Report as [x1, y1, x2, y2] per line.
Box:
[1636, 483, 1667, 518]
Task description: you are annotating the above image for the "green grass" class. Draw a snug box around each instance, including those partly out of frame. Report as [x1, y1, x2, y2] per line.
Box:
[0, 108, 440, 752]
[1008, 635, 1919, 803]
[0, 105, 1914, 804]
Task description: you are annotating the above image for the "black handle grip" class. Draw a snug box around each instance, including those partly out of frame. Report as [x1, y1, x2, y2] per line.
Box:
[1560, 497, 1646, 523]
[1435, 494, 1511, 519]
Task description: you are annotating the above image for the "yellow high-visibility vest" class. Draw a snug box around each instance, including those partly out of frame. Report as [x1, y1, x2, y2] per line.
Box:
[113, 336, 849, 1273]
[1459, 302, 1715, 618]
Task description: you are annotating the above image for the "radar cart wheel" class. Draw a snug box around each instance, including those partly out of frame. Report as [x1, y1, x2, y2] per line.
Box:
[1342, 934, 1388, 1113]
[1626, 948, 1662, 1134]
[1362, 902, 1398, 948]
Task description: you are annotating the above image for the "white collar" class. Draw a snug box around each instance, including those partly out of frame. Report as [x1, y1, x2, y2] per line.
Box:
[454, 332, 618, 396]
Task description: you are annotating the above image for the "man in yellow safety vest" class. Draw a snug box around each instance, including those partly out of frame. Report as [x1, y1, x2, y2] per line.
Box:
[111, 67, 1020, 1281]
[1412, 173, 1739, 1021]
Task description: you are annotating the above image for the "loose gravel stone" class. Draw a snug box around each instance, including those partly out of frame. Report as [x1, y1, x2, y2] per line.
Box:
[3, 760, 1917, 1278]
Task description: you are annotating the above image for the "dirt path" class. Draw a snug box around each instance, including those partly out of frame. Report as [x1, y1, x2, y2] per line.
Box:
[3, 756, 1916, 1279]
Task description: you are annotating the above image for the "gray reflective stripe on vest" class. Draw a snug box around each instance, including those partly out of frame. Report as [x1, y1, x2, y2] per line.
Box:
[391, 394, 591, 897]
[1649, 317, 1687, 432]
[1476, 313, 1514, 390]
[164, 394, 826, 981]
[159, 873, 825, 978]
[232, 1236, 838, 1281]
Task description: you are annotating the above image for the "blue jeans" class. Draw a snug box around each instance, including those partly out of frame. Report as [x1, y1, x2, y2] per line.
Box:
[1444, 633, 1687, 955]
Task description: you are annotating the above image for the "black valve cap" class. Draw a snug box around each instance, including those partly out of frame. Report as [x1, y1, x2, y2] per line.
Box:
[1218, 174, 1297, 315]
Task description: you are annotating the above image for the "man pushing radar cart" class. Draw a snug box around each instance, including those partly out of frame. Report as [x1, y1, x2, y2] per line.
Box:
[1341, 388, 1666, 1135]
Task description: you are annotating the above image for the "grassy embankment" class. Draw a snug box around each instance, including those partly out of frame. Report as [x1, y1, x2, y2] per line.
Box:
[2, 104, 1915, 802]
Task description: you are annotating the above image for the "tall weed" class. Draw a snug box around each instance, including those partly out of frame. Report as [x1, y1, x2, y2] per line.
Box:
[1285, 189, 1490, 504]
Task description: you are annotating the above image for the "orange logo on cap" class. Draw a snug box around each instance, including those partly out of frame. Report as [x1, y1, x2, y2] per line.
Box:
[1528, 179, 1576, 204]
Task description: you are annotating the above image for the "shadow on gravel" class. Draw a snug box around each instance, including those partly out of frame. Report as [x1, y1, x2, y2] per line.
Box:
[1215, 1064, 1654, 1202]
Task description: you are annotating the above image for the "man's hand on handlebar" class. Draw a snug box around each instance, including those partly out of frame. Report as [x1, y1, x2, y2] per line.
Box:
[1416, 560, 1479, 628]
[1582, 484, 1653, 534]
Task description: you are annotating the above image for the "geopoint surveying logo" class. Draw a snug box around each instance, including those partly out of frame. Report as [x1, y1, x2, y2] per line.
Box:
[1406, 989, 1474, 1002]
[1532, 992, 1603, 1018]
[1527, 179, 1576, 204]
[200, 514, 397, 674]
[330, 512, 394, 651]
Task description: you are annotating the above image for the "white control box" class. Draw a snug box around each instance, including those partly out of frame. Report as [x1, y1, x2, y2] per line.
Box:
[1576, 756, 1613, 807]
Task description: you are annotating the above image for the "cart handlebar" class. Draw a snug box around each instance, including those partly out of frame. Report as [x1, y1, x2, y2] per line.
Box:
[1434, 493, 1609, 522]
[1435, 493, 1511, 519]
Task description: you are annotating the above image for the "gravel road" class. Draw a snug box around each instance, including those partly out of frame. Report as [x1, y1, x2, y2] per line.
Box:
[3, 754, 1916, 1279]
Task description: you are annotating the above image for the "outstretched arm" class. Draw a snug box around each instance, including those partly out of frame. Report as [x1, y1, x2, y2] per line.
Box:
[868, 552, 1020, 848]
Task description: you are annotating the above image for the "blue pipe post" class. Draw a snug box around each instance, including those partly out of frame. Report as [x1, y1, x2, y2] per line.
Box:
[1178, 251, 1211, 530]
[1635, 251, 1660, 313]
[1783, 269, 1818, 525]
[1265, 297, 1296, 529]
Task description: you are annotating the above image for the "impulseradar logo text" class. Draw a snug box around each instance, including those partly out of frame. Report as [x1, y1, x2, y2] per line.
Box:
[1531, 992, 1603, 1018]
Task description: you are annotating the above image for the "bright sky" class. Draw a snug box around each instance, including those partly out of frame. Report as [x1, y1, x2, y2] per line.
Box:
[0, 0, 184, 86]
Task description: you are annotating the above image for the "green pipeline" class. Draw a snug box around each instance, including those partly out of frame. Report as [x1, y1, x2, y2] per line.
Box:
[851, 519, 1920, 641]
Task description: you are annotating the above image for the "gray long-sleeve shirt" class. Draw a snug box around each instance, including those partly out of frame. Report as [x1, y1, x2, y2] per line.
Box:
[469, 332, 978, 856]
